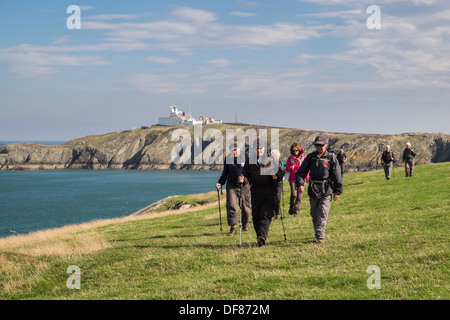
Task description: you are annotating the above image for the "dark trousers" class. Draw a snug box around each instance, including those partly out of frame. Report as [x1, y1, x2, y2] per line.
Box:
[405, 160, 414, 177]
[289, 181, 303, 214]
[251, 192, 276, 241]
[275, 182, 283, 214]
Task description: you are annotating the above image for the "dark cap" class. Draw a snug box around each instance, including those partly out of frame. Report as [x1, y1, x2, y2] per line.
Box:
[313, 135, 328, 145]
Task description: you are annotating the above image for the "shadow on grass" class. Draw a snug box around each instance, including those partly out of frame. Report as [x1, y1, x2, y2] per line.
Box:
[117, 235, 319, 250]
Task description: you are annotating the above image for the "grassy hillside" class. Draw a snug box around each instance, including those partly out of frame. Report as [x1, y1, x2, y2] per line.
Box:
[0, 163, 448, 300]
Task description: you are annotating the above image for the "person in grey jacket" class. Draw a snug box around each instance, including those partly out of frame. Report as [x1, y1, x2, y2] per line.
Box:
[295, 135, 343, 243]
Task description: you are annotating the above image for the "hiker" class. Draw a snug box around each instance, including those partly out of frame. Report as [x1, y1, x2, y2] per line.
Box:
[295, 135, 343, 243]
[216, 146, 251, 236]
[336, 149, 347, 176]
[239, 139, 285, 247]
[271, 149, 285, 220]
[286, 143, 308, 217]
[381, 145, 395, 180]
[402, 142, 416, 177]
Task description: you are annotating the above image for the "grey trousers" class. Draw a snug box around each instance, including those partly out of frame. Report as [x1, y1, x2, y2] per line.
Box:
[405, 161, 414, 177]
[226, 184, 251, 227]
[309, 195, 332, 241]
[383, 162, 393, 179]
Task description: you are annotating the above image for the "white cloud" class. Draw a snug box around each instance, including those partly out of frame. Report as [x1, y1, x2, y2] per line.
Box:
[171, 6, 218, 23]
[206, 59, 232, 67]
[145, 56, 179, 64]
[85, 13, 152, 20]
[230, 11, 257, 17]
[78, 5, 94, 11]
[123, 72, 206, 94]
[52, 35, 73, 44]
[297, 9, 362, 19]
[81, 7, 327, 48]
[0, 44, 110, 78]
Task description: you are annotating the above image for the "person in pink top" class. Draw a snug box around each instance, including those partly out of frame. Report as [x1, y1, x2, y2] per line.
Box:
[286, 143, 309, 217]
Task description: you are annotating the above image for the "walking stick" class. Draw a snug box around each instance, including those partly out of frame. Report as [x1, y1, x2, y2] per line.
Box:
[239, 183, 243, 247]
[391, 152, 395, 179]
[280, 180, 287, 241]
[217, 187, 223, 231]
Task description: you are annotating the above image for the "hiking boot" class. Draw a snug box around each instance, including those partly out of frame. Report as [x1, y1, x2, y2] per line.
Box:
[257, 236, 266, 247]
[275, 213, 281, 220]
[288, 206, 294, 215]
[243, 224, 249, 232]
[228, 226, 237, 236]
[316, 238, 325, 244]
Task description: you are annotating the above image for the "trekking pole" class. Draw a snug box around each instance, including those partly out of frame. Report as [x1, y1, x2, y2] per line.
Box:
[217, 187, 223, 231]
[392, 152, 395, 179]
[280, 180, 287, 241]
[239, 183, 243, 247]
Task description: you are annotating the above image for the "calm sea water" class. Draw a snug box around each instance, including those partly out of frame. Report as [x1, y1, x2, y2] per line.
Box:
[0, 141, 65, 146]
[0, 169, 218, 238]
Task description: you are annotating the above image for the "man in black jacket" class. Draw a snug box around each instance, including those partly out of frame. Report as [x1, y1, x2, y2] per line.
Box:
[336, 149, 347, 176]
[381, 145, 395, 180]
[402, 142, 416, 177]
[295, 135, 343, 243]
[216, 147, 251, 236]
[240, 139, 285, 247]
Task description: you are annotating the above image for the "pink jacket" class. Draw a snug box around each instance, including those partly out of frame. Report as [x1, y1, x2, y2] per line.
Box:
[286, 154, 309, 182]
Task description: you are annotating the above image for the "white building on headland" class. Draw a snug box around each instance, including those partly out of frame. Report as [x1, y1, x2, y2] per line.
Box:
[158, 106, 222, 126]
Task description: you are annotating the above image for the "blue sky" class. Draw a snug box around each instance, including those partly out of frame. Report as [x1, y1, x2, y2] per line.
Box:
[1, 0, 449, 141]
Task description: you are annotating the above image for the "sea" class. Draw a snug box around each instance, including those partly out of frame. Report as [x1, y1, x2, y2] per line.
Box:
[0, 141, 219, 238]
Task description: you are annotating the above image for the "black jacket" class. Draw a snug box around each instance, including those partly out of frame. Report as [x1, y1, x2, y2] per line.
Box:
[295, 150, 343, 198]
[218, 157, 247, 187]
[336, 152, 347, 164]
[381, 151, 394, 164]
[403, 148, 416, 162]
[242, 156, 285, 195]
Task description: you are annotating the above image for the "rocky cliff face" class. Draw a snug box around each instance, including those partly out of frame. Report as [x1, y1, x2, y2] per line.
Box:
[1, 124, 449, 171]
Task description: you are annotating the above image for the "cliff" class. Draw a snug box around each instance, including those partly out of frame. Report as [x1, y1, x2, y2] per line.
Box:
[1, 124, 449, 171]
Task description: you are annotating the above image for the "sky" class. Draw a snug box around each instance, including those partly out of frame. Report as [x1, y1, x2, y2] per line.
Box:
[0, 0, 449, 141]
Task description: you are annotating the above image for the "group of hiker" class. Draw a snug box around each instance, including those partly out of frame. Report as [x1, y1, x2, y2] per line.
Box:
[381, 142, 417, 180]
[215, 135, 419, 247]
[215, 134, 343, 247]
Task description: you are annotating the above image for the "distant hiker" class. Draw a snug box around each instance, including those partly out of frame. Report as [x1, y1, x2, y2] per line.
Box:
[295, 135, 343, 244]
[381, 145, 395, 180]
[216, 147, 251, 236]
[240, 139, 285, 247]
[286, 143, 308, 217]
[271, 149, 284, 220]
[336, 149, 347, 176]
[403, 142, 416, 177]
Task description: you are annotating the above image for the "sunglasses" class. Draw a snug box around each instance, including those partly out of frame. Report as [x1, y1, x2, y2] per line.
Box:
[314, 144, 325, 148]
[293, 149, 299, 152]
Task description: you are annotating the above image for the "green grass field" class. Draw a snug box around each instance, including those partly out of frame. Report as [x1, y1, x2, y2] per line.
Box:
[0, 163, 448, 300]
